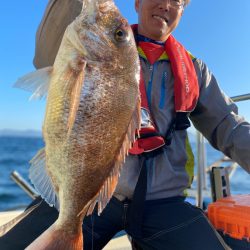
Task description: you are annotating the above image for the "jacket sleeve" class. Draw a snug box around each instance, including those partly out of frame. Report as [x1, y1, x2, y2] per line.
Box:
[190, 59, 250, 173]
[33, 0, 81, 69]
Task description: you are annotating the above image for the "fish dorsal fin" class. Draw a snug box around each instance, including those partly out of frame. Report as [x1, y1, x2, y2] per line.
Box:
[29, 148, 60, 210]
[14, 67, 53, 100]
[81, 0, 97, 23]
[85, 97, 141, 216]
[81, 0, 114, 22]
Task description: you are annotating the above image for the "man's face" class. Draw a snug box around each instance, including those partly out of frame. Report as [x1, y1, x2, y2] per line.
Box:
[135, 0, 183, 41]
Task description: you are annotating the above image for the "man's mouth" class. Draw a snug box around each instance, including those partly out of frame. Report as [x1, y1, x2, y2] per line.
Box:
[152, 15, 168, 24]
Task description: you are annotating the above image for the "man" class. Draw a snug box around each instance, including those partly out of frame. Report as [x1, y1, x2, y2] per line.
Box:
[1, 0, 250, 249]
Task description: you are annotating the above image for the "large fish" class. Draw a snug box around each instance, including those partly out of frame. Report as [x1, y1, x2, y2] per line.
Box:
[14, 0, 140, 249]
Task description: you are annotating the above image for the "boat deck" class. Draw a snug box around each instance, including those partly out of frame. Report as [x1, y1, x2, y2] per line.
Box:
[0, 211, 132, 250]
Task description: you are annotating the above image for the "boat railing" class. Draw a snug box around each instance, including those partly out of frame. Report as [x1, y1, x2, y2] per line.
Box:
[195, 93, 250, 208]
[8, 93, 250, 209]
[10, 171, 38, 200]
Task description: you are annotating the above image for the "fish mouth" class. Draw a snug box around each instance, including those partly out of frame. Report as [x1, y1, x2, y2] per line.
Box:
[152, 14, 168, 24]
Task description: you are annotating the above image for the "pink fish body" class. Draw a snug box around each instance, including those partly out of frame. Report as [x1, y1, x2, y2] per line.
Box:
[14, 0, 140, 249]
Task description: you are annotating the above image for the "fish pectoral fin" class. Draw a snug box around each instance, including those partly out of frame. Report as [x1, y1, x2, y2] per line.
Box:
[14, 66, 53, 100]
[29, 148, 60, 210]
[67, 61, 86, 136]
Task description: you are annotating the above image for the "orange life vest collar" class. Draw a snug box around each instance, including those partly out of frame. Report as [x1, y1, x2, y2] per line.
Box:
[131, 24, 199, 112]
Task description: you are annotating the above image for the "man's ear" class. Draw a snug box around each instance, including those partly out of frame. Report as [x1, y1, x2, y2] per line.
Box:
[135, 0, 140, 13]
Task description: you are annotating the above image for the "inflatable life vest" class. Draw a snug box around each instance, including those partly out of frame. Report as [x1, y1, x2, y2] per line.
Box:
[129, 25, 199, 155]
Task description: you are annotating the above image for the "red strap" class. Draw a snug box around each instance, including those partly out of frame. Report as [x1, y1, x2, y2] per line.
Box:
[165, 35, 199, 112]
[129, 140, 145, 154]
[131, 24, 199, 112]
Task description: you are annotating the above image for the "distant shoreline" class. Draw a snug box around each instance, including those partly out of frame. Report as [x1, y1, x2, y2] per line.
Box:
[0, 129, 42, 138]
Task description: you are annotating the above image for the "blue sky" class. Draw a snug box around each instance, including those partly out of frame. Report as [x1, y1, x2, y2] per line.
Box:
[0, 0, 250, 131]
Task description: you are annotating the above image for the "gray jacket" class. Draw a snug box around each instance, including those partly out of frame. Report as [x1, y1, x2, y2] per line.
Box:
[34, 0, 250, 201]
[115, 57, 250, 201]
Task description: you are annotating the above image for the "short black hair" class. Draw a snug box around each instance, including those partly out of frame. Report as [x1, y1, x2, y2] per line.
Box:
[184, 0, 190, 7]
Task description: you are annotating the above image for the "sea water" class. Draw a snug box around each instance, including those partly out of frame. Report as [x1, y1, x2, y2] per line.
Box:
[0, 136, 249, 211]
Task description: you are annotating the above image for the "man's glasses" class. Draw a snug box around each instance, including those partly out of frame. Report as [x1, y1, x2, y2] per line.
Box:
[152, 0, 184, 9]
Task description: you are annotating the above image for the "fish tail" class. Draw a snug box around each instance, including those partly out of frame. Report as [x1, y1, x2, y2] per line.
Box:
[25, 223, 83, 250]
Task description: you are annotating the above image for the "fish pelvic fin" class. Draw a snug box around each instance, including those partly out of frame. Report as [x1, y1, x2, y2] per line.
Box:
[0, 200, 42, 237]
[67, 61, 86, 137]
[86, 96, 141, 216]
[29, 148, 60, 210]
[14, 67, 53, 100]
[25, 223, 83, 250]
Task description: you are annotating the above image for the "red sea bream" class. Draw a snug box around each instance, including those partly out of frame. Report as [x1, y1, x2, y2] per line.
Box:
[14, 0, 140, 249]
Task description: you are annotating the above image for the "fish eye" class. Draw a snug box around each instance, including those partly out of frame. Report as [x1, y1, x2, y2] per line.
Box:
[114, 28, 128, 42]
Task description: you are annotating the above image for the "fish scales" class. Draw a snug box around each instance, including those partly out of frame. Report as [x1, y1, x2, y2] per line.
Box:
[9, 0, 141, 249]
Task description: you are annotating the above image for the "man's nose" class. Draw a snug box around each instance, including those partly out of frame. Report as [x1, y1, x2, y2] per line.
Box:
[158, 0, 171, 11]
